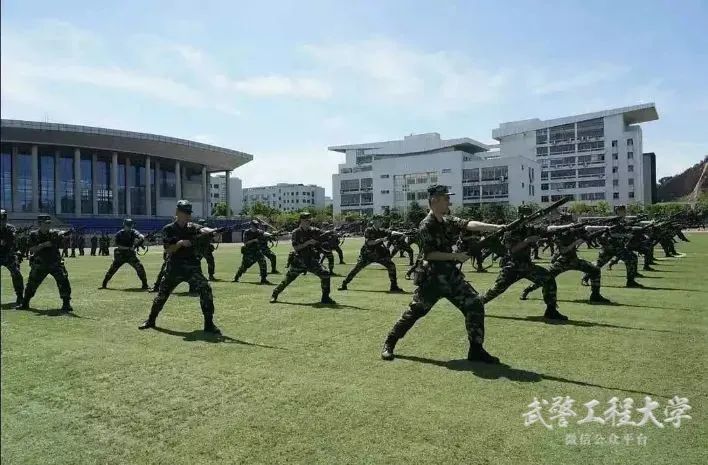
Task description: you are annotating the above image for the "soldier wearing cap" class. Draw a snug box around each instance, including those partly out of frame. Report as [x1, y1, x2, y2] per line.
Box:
[17, 214, 72, 312]
[337, 214, 404, 293]
[197, 219, 217, 280]
[519, 212, 611, 303]
[381, 185, 503, 363]
[582, 204, 642, 288]
[481, 205, 567, 320]
[100, 218, 149, 290]
[90, 234, 98, 256]
[270, 211, 336, 304]
[1, 209, 25, 306]
[256, 220, 280, 275]
[233, 219, 271, 285]
[138, 200, 221, 334]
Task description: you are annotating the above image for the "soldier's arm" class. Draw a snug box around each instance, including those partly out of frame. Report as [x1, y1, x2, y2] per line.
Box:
[466, 221, 503, 233]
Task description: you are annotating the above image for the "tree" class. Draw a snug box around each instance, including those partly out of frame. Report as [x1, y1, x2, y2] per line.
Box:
[627, 202, 645, 215]
[595, 201, 611, 215]
[406, 201, 427, 226]
[211, 202, 233, 217]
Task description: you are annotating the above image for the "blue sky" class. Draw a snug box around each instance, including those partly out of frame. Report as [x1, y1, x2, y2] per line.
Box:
[2, 0, 707, 196]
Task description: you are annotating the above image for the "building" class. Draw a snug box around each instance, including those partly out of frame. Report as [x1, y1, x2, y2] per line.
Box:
[642, 152, 657, 204]
[0, 119, 252, 222]
[209, 174, 243, 215]
[493, 103, 659, 205]
[329, 133, 540, 215]
[242, 183, 326, 212]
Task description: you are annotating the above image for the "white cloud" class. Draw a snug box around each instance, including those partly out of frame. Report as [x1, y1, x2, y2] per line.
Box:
[222, 75, 332, 99]
[529, 64, 630, 95]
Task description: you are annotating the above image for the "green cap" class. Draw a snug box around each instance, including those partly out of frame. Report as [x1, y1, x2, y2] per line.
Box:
[197, 219, 207, 226]
[518, 205, 533, 216]
[37, 214, 52, 224]
[299, 211, 312, 220]
[427, 184, 454, 197]
[176, 200, 193, 214]
[124, 218, 134, 226]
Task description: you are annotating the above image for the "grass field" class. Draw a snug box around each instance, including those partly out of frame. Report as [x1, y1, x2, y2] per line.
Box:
[2, 234, 706, 465]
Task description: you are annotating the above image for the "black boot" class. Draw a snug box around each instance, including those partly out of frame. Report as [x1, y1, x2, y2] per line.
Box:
[626, 280, 645, 288]
[643, 265, 655, 271]
[203, 314, 221, 335]
[14, 294, 23, 308]
[232, 274, 241, 282]
[544, 305, 568, 321]
[100, 280, 108, 289]
[589, 291, 611, 303]
[338, 282, 348, 291]
[269, 293, 278, 304]
[15, 297, 29, 310]
[520, 289, 530, 300]
[270, 269, 280, 274]
[320, 294, 337, 305]
[389, 284, 405, 293]
[61, 299, 73, 313]
[141, 282, 149, 290]
[467, 343, 500, 364]
[381, 337, 397, 361]
[259, 278, 273, 285]
[208, 275, 216, 281]
[138, 312, 158, 330]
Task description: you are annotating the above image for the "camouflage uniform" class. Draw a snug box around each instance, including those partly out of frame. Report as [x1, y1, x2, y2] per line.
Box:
[77, 235, 85, 256]
[101, 227, 149, 288]
[389, 233, 416, 266]
[521, 227, 607, 301]
[233, 227, 268, 283]
[318, 232, 342, 273]
[141, 218, 217, 330]
[482, 225, 565, 319]
[196, 220, 216, 279]
[271, 222, 333, 303]
[259, 232, 279, 274]
[382, 210, 492, 362]
[584, 231, 639, 286]
[20, 217, 72, 311]
[339, 225, 401, 291]
[90, 235, 98, 256]
[0, 215, 25, 303]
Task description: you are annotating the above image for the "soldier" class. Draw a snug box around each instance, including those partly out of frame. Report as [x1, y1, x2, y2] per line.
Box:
[149, 251, 169, 293]
[17, 214, 72, 312]
[77, 234, 85, 256]
[331, 226, 346, 265]
[70, 233, 77, 257]
[100, 219, 149, 290]
[233, 220, 271, 284]
[197, 219, 217, 280]
[520, 213, 611, 303]
[582, 205, 642, 288]
[318, 226, 343, 275]
[257, 221, 280, 274]
[389, 229, 416, 266]
[481, 205, 567, 320]
[90, 235, 98, 256]
[338, 216, 404, 293]
[61, 234, 70, 258]
[381, 185, 503, 363]
[138, 200, 221, 334]
[1, 209, 25, 306]
[270, 212, 336, 304]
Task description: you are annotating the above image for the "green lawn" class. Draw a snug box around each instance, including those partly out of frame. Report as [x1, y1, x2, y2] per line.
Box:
[2, 234, 706, 465]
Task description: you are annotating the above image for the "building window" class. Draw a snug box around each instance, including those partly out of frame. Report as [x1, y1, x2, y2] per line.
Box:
[463, 185, 480, 199]
[627, 138, 633, 146]
[613, 153, 618, 160]
[628, 165, 634, 172]
[442, 168, 452, 173]
[356, 155, 373, 165]
[612, 167, 618, 173]
[613, 192, 619, 199]
[481, 166, 508, 181]
[578, 180, 605, 188]
[380, 190, 390, 194]
[380, 174, 389, 179]
[58, 150, 74, 213]
[577, 117, 604, 139]
[340, 179, 360, 192]
[541, 195, 549, 202]
[629, 191, 635, 198]
[0, 144, 11, 210]
[613, 179, 619, 187]
[95, 154, 112, 214]
[577, 167, 604, 178]
[628, 152, 634, 159]
[628, 178, 634, 185]
[38, 148, 56, 213]
[578, 141, 604, 152]
[549, 144, 575, 155]
[536, 128, 548, 145]
[611, 140, 618, 147]
[549, 123, 575, 143]
[16, 146, 32, 212]
[541, 183, 549, 191]
[462, 168, 480, 182]
[536, 147, 548, 157]
[361, 178, 373, 190]
[580, 192, 606, 201]
[160, 165, 176, 198]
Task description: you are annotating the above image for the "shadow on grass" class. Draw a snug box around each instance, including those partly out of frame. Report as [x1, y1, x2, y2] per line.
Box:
[274, 300, 366, 310]
[1, 302, 19, 310]
[396, 355, 667, 397]
[603, 285, 707, 292]
[486, 314, 672, 332]
[153, 326, 285, 349]
[15, 306, 89, 319]
[560, 299, 694, 313]
[344, 289, 411, 295]
[101, 287, 149, 293]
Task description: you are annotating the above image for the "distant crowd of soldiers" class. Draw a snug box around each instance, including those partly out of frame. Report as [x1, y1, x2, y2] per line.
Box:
[1, 193, 703, 364]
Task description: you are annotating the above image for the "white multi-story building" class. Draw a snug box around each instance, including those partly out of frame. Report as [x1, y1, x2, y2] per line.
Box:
[242, 183, 326, 212]
[493, 103, 659, 206]
[209, 174, 243, 215]
[330, 133, 541, 215]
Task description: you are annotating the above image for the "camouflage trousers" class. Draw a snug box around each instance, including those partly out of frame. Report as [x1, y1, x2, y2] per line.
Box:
[342, 252, 397, 287]
[234, 249, 267, 281]
[590, 248, 637, 282]
[1, 254, 24, 297]
[153, 255, 168, 288]
[482, 259, 557, 306]
[272, 255, 330, 299]
[320, 250, 336, 273]
[331, 245, 344, 264]
[390, 243, 415, 265]
[523, 255, 600, 296]
[203, 249, 216, 277]
[24, 260, 72, 303]
[386, 270, 485, 345]
[149, 261, 214, 318]
[658, 238, 676, 256]
[103, 250, 148, 285]
[261, 246, 277, 272]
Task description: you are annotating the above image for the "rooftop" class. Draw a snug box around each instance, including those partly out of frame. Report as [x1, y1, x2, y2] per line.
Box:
[328, 132, 490, 156]
[491, 103, 659, 140]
